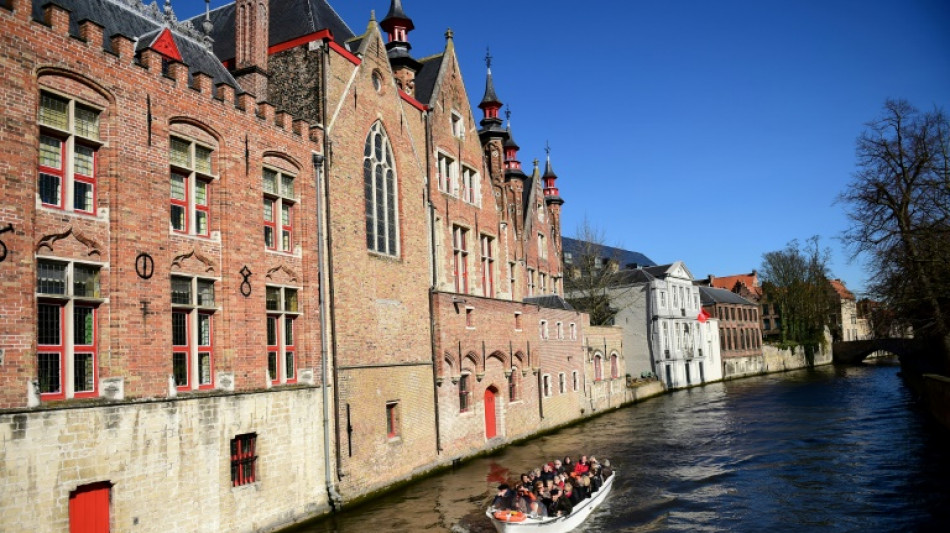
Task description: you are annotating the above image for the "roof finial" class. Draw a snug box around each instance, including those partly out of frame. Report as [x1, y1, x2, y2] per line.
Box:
[163, 0, 177, 23]
[445, 28, 454, 41]
[505, 105, 511, 126]
[202, 0, 214, 36]
[370, 9, 376, 21]
[485, 47, 492, 70]
[545, 141, 551, 157]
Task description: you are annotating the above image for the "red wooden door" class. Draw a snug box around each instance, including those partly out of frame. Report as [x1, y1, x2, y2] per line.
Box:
[484, 387, 497, 439]
[69, 482, 110, 533]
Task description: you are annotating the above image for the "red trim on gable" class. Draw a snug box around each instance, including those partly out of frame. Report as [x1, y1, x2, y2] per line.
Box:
[152, 28, 183, 62]
[327, 41, 361, 65]
[269, 29, 333, 55]
[219, 30, 361, 70]
[400, 90, 428, 112]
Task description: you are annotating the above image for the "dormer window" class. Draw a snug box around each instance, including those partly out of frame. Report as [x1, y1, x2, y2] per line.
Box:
[451, 112, 464, 139]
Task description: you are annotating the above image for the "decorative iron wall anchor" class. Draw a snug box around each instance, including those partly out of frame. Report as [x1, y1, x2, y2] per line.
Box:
[135, 252, 155, 279]
[240, 266, 252, 297]
[0, 224, 13, 263]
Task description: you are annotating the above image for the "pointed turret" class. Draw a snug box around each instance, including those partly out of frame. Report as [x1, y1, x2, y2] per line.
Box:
[503, 110, 527, 180]
[380, 0, 422, 95]
[478, 49, 508, 141]
[542, 145, 563, 206]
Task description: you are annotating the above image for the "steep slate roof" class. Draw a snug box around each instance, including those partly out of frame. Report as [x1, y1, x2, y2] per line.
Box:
[561, 237, 656, 269]
[524, 295, 575, 311]
[33, 0, 239, 89]
[194, 0, 357, 61]
[413, 53, 444, 105]
[699, 286, 756, 306]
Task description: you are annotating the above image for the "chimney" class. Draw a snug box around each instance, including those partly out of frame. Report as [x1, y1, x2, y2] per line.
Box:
[234, 0, 270, 99]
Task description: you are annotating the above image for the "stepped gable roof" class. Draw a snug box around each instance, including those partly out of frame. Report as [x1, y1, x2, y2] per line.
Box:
[192, 0, 356, 62]
[412, 54, 444, 104]
[699, 286, 756, 306]
[524, 295, 575, 311]
[33, 0, 238, 89]
[561, 237, 656, 269]
[829, 279, 855, 300]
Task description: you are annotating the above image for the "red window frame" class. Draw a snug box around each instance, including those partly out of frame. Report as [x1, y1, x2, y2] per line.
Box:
[196, 311, 214, 389]
[230, 433, 257, 487]
[172, 310, 191, 391]
[38, 134, 66, 209]
[453, 226, 468, 294]
[284, 316, 297, 384]
[170, 171, 189, 234]
[72, 304, 99, 399]
[194, 178, 210, 237]
[72, 143, 97, 215]
[263, 198, 276, 249]
[37, 301, 66, 400]
[266, 314, 280, 385]
[594, 355, 603, 382]
[280, 202, 293, 252]
[481, 235, 494, 298]
[611, 355, 620, 379]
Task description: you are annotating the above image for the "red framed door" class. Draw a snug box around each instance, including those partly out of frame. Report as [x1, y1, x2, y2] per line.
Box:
[69, 482, 111, 532]
[484, 387, 497, 439]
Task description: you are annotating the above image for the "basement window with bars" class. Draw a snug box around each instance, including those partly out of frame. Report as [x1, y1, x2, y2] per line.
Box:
[230, 433, 257, 487]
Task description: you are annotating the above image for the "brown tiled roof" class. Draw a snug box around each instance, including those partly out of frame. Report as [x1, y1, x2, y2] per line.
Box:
[829, 279, 855, 300]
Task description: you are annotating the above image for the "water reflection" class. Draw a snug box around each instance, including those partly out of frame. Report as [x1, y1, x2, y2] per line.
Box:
[287, 364, 950, 532]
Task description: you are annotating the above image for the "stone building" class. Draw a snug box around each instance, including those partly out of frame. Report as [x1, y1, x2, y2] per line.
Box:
[828, 279, 859, 342]
[0, 1, 659, 531]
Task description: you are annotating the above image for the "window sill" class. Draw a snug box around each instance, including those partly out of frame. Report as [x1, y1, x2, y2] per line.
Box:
[387, 436, 402, 444]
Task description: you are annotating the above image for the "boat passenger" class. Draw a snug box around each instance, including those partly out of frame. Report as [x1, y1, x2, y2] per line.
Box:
[540, 463, 556, 482]
[528, 499, 549, 519]
[547, 488, 574, 517]
[553, 459, 564, 474]
[574, 455, 590, 475]
[492, 484, 515, 510]
[511, 488, 531, 514]
[562, 456, 574, 473]
[589, 467, 603, 493]
[563, 482, 582, 506]
[601, 459, 613, 479]
[576, 474, 591, 499]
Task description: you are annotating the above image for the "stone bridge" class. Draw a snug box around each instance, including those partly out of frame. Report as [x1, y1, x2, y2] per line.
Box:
[832, 338, 923, 364]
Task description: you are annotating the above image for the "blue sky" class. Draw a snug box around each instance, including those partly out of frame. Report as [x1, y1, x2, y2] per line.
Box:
[175, 0, 950, 296]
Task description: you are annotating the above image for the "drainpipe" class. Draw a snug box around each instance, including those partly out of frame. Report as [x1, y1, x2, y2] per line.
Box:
[315, 38, 343, 508]
[424, 109, 443, 455]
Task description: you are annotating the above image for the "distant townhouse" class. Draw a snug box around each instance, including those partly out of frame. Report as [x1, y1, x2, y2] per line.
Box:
[699, 286, 764, 377]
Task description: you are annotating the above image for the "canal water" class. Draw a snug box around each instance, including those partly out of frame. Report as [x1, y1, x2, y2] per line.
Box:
[289, 362, 950, 532]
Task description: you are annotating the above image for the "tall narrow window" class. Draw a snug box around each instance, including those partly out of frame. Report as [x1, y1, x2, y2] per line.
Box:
[171, 275, 216, 391]
[461, 165, 478, 203]
[451, 111, 464, 139]
[480, 235, 495, 298]
[230, 433, 257, 487]
[572, 371, 579, 391]
[611, 354, 620, 379]
[364, 122, 398, 255]
[266, 286, 301, 385]
[170, 136, 214, 236]
[38, 92, 101, 213]
[539, 320, 548, 340]
[263, 168, 296, 252]
[385, 401, 400, 438]
[36, 259, 101, 400]
[542, 375, 551, 397]
[538, 233, 547, 259]
[527, 268, 536, 296]
[453, 225, 469, 294]
[509, 368, 520, 402]
[594, 354, 603, 381]
[558, 372, 566, 394]
[459, 374, 470, 413]
[437, 152, 456, 194]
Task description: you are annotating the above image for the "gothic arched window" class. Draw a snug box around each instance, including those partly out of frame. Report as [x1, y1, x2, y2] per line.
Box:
[364, 122, 398, 256]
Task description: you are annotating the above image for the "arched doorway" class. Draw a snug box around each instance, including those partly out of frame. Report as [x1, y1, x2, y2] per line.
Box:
[484, 386, 498, 439]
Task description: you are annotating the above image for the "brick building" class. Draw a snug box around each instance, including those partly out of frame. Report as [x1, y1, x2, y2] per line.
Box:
[0, 1, 656, 531]
[698, 286, 764, 377]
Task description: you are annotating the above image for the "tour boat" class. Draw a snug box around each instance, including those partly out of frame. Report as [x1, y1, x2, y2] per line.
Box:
[486, 472, 617, 533]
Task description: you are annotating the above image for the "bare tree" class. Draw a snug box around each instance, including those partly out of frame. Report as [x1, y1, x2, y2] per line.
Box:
[563, 217, 638, 326]
[760, 237, 836, 350]
[839, 99, 950, 369]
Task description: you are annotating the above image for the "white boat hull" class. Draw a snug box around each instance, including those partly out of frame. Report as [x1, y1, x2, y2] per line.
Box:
[486, 472, 617, 533]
